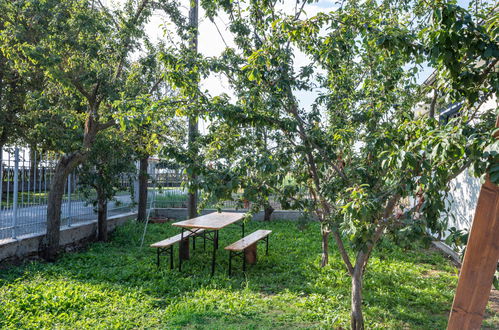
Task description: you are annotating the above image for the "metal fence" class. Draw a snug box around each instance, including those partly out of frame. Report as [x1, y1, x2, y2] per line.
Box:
[149, 164, 283, 211]
[0, 146, 137, 241]
[1, 147, 287, 242]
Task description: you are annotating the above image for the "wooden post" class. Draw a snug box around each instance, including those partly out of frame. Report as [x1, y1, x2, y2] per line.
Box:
[448, 115, 499, 329]
[186, 0, 199, 220]
[180, 237, 190, 260]
[245, 243, 257, 265]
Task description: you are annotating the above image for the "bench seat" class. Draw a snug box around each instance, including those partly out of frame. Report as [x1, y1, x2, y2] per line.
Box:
[224, 230, 272, 251]
[150, 228, 205, 248]
[225, 230, 272, 275]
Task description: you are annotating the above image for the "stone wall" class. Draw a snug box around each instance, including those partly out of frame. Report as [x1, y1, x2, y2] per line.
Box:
[0, 212, 137, 264]
[151, 208, 315, 221]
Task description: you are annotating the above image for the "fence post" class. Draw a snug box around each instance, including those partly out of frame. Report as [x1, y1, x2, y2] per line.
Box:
[67, 173, 72, 227]
[12, 147, 19, 239]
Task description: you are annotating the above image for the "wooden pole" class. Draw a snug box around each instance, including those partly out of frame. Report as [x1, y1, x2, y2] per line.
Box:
[186, 0, 199, 220]
[447, 115, 499, 329]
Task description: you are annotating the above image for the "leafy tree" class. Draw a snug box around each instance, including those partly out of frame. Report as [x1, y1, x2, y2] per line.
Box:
[78, 129, 136, 241]
[174, 0, 498, 328]
[115, 42, 187, 221]
[0, 0, 163, 260]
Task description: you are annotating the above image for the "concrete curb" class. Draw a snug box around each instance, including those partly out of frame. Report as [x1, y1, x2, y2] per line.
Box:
[0, 212, 137, 264]
[151, 208, 316, 221]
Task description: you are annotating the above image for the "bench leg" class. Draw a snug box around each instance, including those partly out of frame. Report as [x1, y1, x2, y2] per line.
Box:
[203, 232, 206, 251]
[266, 236, 269, 255]
[243, 249, 246, 272]
[228, 251, 232, 276]
[156, 249, 160, 268]
[193, 235, 196, 250]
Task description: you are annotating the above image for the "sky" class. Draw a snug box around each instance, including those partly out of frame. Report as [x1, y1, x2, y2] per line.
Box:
[0, 0, 486, 160]
[104, 0, 342, 115]
[135, 0, 489, 133]
[104, 0, 485, 126]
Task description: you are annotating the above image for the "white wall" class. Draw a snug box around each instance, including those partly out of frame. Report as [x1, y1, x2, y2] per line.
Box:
[444, 170, 481, 232]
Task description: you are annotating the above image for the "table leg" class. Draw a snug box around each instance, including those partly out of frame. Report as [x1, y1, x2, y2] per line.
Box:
[242, 221, 245, 238]
[211, 230, 218, 276]
[214, 230, 219, 250]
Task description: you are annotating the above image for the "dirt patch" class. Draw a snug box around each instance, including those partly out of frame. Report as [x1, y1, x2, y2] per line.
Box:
[421, 269, 445, 278]
[487, 288, 499, 314]
[484, 288, 499, 328]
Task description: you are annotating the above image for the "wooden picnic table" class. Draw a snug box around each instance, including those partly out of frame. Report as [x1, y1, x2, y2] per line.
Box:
[172, 212, 245, 275]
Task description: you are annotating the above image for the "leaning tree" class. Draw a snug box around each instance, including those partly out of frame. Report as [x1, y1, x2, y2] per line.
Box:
[0, 0, 189, 260]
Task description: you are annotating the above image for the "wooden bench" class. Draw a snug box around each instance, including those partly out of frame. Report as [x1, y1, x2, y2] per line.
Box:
[225, 230, 272, 275]
[151, 228, 205, 269]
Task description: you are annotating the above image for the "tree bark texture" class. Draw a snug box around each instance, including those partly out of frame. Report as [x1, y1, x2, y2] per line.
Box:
[43, 152, 85, 261]
[263, 203, 274, 221]
[137, 156, 148, 222]
[43, 108, 99, 261]
[321, 226, 330, 267]
[351, 264, 365, 330]
[96, 186, 108, 241]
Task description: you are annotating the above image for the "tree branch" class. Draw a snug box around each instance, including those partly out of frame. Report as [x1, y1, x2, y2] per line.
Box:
[149, 75, 164, 94]
[114, 0, 151, 81]
[97, 119, 117, 132]
[429, 88, 437, 119]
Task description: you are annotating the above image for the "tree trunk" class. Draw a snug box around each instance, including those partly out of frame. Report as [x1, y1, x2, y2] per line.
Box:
[97, 192, 108, 242]
[321, 225, 330, 267]
[42, 100, 101, 261]
[263, 203, 274, 221]
[137, 156, 148, 222]
[43, 153, 84, 261]
[351, 266, 365, 330]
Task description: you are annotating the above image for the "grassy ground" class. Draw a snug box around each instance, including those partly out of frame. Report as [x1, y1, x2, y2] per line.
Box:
[0, 220, 497, 329]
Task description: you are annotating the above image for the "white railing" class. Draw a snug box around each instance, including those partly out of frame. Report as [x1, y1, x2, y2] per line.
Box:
[0, 146, 138, 241]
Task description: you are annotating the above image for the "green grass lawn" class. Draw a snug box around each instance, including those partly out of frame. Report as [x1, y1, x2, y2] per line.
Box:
[0, 220, 497, 329]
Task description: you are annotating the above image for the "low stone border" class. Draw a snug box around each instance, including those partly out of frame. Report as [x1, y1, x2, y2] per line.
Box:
[0, 212, 137, 264]
[151, 208, 316, 221]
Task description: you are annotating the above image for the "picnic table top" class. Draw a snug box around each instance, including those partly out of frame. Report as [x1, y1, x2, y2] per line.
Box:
[172, 212, 245, 230]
